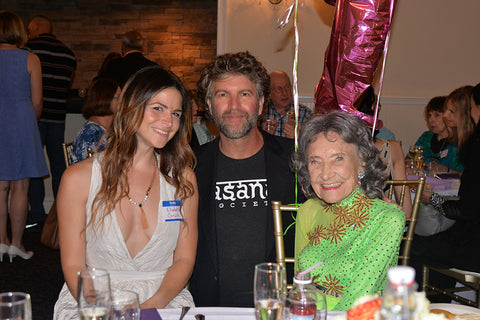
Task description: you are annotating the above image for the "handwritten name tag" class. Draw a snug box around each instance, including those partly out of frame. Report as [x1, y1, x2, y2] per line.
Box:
[439, 149, 448, 159]
[162, 200, 183, 221]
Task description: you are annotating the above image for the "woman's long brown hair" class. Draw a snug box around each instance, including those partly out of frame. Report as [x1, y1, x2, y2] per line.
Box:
[445, 85, 474, 158]
[89, 66, 195, 230]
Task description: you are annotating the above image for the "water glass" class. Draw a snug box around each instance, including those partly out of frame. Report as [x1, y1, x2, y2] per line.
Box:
[254, 262, 286, 320]
[0, 292, 32, 320]
[111, 289, 140, 320]
[78, 267, 112, 320]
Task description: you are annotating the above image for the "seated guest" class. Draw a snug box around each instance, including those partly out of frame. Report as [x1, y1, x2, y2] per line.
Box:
[292, 111, 405, 311]
[412, 83, 480, 289]
[358, 86, 412, 217]
[70, 78, 120, 164]
[415, 96, 463, 173]
[54, 66, 198, 319]
[260, 71, 312, 138]
[357, 85, 396, 140]
[442, 85, 475, 162]
[189, 52, 304, 307]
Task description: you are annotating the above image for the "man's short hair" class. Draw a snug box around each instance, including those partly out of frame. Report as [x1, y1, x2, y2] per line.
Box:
[197, 51, 270, 107]
[122, 30, 144, 52]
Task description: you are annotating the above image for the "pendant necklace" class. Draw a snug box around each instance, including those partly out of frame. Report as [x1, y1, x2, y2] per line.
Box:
[126, 155, 158, 229]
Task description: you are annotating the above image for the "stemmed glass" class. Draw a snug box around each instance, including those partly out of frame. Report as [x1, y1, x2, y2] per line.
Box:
[111, 289, 140, 320]
[254, 262, 286, 320]
[77, 267, 112, 320]
[0, 292, 32, 320]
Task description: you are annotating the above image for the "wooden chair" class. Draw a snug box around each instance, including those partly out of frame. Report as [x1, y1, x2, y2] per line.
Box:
[422, 267, 480, 307]
[62, 142, 94, 168]
[271, 200, 299, 289]
[385, 176, 426, 266]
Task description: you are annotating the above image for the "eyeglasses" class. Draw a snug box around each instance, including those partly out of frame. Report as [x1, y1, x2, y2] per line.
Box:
[272, 84, 292, 94]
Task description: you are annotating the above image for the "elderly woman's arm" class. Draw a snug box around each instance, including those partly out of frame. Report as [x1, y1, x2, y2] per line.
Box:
[335, 206, 405, 310]
[140, 168, 198, 309]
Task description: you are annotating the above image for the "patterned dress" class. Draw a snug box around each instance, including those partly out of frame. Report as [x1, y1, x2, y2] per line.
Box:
[296, 188, 405, 311]
[70, 121, 106, 164]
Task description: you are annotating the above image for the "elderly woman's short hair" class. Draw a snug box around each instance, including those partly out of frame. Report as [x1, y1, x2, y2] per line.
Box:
[292, 111, 387, 200]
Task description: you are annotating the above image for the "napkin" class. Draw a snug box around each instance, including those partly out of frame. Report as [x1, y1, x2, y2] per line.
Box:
[407, 175, 453, 191]
[141, 308, 162, 320]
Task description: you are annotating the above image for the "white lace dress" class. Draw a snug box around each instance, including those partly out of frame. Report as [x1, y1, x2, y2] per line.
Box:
[53, 155, 194, 320]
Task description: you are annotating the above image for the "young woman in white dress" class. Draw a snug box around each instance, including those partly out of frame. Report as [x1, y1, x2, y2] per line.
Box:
[54, 66, 198, 319]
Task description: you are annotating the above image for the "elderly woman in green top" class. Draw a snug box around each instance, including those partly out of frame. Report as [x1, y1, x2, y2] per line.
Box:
[292, 111, 405, 311]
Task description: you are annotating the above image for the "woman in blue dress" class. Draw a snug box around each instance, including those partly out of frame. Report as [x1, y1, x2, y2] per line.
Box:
[70, 78, 120, 164]
[0, 11, 48, 262]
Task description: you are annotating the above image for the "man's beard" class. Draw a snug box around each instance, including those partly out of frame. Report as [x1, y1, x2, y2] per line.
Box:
[211, 109, 259, 139]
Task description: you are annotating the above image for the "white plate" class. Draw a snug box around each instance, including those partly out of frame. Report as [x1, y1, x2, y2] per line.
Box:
[430, 303, 480, 315]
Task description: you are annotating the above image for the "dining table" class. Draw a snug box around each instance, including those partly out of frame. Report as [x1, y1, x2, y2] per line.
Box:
[150, 307, 345, 320]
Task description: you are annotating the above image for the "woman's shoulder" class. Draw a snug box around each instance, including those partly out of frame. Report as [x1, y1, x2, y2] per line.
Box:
[370, 198, 406, 224]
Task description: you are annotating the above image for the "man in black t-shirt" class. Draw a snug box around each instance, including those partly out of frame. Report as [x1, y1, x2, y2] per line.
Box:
[190, 52, 303, 307]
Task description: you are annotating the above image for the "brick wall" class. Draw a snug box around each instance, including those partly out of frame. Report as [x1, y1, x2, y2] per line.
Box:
[2, 0, 217, 90]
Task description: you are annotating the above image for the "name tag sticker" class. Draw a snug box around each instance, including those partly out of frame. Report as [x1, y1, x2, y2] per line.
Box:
[439, 149, 448, 159]
[162, 200, 183, 221]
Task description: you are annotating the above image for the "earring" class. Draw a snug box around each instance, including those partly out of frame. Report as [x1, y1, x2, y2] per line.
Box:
[357, 171, 365, 184]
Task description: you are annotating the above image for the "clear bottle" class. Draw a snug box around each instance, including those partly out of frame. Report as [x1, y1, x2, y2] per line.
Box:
[380, 266, 418, 320]
[285, 272, 326, 320]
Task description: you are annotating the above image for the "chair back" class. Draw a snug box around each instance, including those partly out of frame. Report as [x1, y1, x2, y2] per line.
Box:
[62, 143, 94, 168]
[272, 200, 299, 289]
[62, 142, 74, 168]
[385, 176, 426, 266]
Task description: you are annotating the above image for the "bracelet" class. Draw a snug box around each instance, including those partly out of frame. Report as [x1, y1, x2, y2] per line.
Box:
[430, 192, 446, 216]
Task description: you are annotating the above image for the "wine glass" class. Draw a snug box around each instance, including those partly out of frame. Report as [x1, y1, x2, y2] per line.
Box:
[0, 292, 32, 320]
[111, 289, 140, 320]
[77, 267, 112, 320]
[254, 262, 286, 320]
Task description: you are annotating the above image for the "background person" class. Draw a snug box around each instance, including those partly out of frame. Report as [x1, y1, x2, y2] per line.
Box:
[25, 15, 76, 226]
[442, 85, 475, 161]
[415, 96, 463, 174]
[260, 70, 312, 138]
[54, 66, 198, 319]
[412, 83, 480, 293]
[70, 78, 121, 164]
[105, 30, 157, 88]
[0, 10, 48, 262]
[292, 111, 405, 311]
[357, 86, 411, 217]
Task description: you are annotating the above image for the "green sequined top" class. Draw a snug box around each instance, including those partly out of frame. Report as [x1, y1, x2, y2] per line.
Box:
[296, 188, 405, 311]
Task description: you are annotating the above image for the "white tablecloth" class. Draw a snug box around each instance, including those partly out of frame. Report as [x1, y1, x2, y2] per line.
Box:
[157, 307, 345, 320]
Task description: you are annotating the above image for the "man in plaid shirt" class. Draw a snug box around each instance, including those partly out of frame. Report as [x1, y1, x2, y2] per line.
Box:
[260, 71, 313, 138]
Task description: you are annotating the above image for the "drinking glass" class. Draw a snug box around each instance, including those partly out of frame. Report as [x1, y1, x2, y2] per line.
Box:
[254, 262, 286, 320]
[111, 289, 140, 320]
[0, 292, 32, 320]
[78, 267, 112, 320]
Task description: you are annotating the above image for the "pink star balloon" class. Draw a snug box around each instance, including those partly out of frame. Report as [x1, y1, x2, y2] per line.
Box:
[315, 0, 397, 130]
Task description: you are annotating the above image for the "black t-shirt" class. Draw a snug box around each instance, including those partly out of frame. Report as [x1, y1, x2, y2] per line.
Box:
[215, 147, 269, 307]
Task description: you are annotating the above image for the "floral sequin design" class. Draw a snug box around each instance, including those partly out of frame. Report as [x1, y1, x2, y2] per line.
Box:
[351, 192, 374, 211]
[321, 192, 373, 244]
[326, 220, 347, 244]
[307, 224, 328, 246]
[320, 274, 345, 297]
